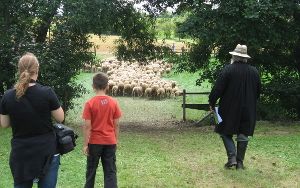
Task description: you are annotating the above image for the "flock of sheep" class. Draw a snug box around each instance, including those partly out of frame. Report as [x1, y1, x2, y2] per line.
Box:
[83, 58, 182, 99]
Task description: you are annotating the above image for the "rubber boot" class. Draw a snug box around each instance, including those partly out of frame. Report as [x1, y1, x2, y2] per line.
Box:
[221, 135, 237, 169]
[236, 141, 248, 170]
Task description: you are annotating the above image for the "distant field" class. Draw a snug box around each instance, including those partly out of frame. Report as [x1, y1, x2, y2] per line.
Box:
[89, 34, 188, 57]
[89, 35, 119, 54]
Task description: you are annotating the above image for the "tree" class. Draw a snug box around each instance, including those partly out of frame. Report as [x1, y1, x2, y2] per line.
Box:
[0, 0, 155, 112]
[155, 12, 176, 39]
[144, 0, 300, 119]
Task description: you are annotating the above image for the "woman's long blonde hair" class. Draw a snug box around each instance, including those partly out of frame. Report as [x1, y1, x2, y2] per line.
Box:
[15, 53, 39, 99]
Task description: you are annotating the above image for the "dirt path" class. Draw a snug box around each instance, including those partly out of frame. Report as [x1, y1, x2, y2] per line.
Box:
[120, 119, 213, 133]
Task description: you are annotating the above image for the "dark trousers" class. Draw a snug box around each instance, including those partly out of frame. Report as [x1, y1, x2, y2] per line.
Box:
[84, 144, 117, 188]
[220, 134, 249, 163]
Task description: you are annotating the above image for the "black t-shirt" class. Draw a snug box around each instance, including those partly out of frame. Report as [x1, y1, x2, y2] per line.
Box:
[0, 84, 60, 138]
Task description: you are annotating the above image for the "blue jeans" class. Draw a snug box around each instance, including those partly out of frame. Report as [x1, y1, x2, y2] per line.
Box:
[14, 155, 60, 188]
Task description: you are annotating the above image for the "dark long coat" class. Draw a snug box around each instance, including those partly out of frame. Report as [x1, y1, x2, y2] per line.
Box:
[209, 61, 261, 136]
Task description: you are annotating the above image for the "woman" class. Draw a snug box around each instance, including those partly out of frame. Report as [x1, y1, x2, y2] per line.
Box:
[0, 53, 64, 187]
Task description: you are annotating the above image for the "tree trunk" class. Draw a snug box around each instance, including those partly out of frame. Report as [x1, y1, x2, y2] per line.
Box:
[36, 0, 61, 43]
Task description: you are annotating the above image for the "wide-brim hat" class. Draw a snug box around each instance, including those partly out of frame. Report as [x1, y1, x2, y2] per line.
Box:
[229, 44, 251, 58]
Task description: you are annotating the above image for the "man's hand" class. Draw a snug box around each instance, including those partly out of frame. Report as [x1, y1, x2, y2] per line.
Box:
[83, 145, 89, 156]
[209, 106, 214, 112]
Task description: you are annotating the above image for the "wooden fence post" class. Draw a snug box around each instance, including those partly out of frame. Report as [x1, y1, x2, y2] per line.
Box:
[94, 46, 97, 57]
[182, 89, 186, 121]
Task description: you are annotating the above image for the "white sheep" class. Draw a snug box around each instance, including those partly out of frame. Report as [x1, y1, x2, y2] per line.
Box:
[157, 88, 166, 100]
[123, 84, 132, 96]
[144, 88, 152, 98]
[111, 85, 118, 96]
[132, 86, 143, 99]
[117, 82, 124, 96]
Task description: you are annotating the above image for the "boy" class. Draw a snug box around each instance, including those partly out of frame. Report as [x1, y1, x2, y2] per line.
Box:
[82, 72, 122, 188]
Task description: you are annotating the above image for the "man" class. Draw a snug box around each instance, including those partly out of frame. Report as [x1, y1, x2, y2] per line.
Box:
[209, 44, 261, 170]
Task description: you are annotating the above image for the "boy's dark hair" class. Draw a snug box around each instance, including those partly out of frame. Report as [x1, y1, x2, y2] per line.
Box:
[93, 72, 108, 90]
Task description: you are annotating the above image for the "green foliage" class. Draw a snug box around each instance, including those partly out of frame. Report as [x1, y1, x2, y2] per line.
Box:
[259, 70, 300, 120]
[115, 10, 159, 62]
[114, 5, 190, 62]
[114, 8, 174, 62]
[156, 12, 177, 39]
[0, 0, 162, 112]
[153, 11, 190, 41]
[0, 0, 95, 112]
[147, 0, 300, 119]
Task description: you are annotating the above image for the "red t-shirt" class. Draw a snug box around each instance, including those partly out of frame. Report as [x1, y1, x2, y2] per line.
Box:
[82, 95, 122, 144]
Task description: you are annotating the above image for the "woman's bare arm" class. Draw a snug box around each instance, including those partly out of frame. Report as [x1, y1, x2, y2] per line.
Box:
[0, 114, 11, 128]
[51, 107, 64, 123]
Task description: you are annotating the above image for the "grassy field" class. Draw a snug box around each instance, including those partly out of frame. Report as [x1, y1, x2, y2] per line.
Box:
[1, 72, 300, 187]
[68, 71, 209, 126]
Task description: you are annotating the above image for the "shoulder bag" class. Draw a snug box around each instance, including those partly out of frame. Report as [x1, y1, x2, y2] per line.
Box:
[23, 96, 78, 155]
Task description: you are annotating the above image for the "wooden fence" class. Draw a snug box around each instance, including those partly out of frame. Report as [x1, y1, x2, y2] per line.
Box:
[181, 89, 212, 124]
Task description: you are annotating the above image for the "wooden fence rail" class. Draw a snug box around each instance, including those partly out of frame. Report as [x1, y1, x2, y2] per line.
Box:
[182, 89, 211, 122]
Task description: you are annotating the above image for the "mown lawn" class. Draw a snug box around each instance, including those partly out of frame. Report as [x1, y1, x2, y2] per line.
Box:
[0, 72, 300, 187]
